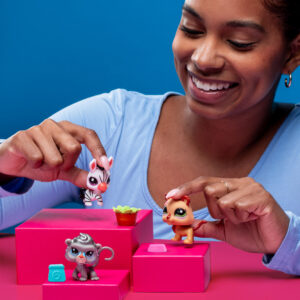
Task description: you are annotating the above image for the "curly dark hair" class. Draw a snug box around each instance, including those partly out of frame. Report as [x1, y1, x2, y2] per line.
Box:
[262, 0, 300, 42]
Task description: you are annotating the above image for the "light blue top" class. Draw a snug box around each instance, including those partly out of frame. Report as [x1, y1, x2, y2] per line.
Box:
[1, 89, 300, 275]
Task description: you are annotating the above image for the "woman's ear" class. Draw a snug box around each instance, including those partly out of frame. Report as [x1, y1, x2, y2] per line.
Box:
[282, 34, 300, 74]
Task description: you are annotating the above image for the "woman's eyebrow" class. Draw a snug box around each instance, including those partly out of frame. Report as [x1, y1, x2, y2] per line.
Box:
[182, 4, 203, 21]
[182, 4, 265, 34]
[226, 20, 266, 33]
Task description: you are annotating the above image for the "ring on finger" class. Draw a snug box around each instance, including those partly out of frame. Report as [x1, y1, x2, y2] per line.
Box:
[221, 181, 230, 194]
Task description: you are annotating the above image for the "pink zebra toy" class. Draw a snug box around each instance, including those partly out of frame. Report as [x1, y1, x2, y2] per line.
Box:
[81, 157, 113, 206]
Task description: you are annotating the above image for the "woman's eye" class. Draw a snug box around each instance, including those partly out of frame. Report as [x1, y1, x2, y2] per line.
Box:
[86, 251, 94, 257]
[180, 25, 204, 38]
[228, 40, 257, 51]
[163, 206, 168, 214]
[71, 247, 79, 255]
[174, 208, 187, 217]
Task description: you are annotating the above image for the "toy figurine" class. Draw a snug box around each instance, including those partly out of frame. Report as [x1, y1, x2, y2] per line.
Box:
[65, 233, 114, 281]
[80, 157, 113, 206]
[162, 195, 205, 245]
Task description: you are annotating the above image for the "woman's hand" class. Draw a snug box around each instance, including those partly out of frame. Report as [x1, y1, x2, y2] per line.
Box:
[0, 119, 108, 188]
[166, 177, 290, 254]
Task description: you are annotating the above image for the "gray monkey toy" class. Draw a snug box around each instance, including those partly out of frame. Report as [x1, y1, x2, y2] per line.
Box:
[65, 233, 114, 281]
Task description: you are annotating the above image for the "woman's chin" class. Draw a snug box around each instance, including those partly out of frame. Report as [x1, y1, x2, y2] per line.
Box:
[185, 96, 233, 120]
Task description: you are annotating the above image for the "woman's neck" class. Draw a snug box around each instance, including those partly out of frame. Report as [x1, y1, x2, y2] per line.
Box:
[180, 97, 276, 161]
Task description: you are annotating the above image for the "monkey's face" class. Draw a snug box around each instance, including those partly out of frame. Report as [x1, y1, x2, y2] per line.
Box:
[65, 242, 99, 266]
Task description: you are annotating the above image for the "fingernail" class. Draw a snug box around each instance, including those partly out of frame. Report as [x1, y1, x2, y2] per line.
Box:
[166, 188, 180, 199]
[100, 155, 109, 171]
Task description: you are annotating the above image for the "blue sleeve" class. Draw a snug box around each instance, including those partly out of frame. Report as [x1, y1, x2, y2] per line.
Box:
[0, 180, 80, 230]
[0, 89, 126, 230]
[262, 211, 300, 275]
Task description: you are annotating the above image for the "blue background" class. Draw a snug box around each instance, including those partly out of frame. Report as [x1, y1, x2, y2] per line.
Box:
[1, 0, 300, 138]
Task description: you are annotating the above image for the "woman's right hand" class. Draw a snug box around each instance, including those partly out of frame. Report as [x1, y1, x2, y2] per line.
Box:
[166, 176, 289, 254]
[0, 119, 108, 188]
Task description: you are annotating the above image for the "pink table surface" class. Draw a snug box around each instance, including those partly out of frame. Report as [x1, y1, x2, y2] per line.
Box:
[0, 234, 299, 300]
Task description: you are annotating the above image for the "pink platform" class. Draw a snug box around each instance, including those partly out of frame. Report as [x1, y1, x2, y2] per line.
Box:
[43, 269, 129, 300]
[15, 209, 153, 284]
[132, 241, 210, 292]
[2, 235, 299, 300]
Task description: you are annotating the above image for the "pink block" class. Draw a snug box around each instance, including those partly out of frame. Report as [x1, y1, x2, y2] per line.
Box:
[15, 209, 153, 284]
[43, 269, 129, 300]
[132, 241, 210, 292]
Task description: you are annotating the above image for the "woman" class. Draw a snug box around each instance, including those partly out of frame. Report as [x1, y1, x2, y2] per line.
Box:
[0, 0, 299, 274]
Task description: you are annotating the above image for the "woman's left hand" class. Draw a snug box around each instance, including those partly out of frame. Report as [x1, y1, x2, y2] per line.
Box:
[166, 177, 290, 254]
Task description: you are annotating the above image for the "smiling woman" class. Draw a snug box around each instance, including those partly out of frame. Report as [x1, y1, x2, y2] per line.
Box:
[0, 0, 300, 276]
[173, 0, 291, 120]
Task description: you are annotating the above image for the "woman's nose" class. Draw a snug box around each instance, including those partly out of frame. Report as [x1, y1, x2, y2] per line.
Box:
[191, 37, 224, 74]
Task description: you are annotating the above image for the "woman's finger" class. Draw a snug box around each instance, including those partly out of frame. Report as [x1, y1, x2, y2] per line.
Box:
[216, 186, 262, 223]
[50, 128, 82, 171]
[194, 219, 226, 241]
[233, 196, 260, 222]
[203, 182, 229, 219]
[217, 199, 241, 224]
[58, 120, 108, 169]
[1, 131, 44, 171]
[1, 131, 43, 169]
[27, 125, 64, 169]
[166, 176, 233, 199]
[58, 166, 89, 188]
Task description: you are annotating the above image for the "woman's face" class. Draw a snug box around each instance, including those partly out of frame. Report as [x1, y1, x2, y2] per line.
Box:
[173, 0, 290, 119]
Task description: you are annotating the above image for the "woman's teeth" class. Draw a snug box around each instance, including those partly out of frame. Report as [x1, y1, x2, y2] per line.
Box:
[191, 76, 231, 91]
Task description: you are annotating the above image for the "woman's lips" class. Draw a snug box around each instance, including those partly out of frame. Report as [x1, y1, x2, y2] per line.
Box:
[188, 73, 239, 105]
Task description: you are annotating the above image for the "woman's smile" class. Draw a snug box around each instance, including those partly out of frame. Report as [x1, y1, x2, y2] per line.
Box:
[187, 68, 239, 104]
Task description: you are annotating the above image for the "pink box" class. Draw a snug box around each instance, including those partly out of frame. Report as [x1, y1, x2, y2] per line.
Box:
[15, 209, 153, 284]
[43, 269, 129, 300]
[132, 241, 210, 292]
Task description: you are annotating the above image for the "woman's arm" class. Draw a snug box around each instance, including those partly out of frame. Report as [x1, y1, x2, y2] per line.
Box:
[0, 178, 80, 230]
[0, 89, 127, 230]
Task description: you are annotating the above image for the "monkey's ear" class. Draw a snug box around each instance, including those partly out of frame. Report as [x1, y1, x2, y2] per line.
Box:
[65, 239, 72, 246]
[96, 243, 102, 254]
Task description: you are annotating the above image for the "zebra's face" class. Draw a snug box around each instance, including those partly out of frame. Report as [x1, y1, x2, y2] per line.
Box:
[86, 158, 113, 193]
